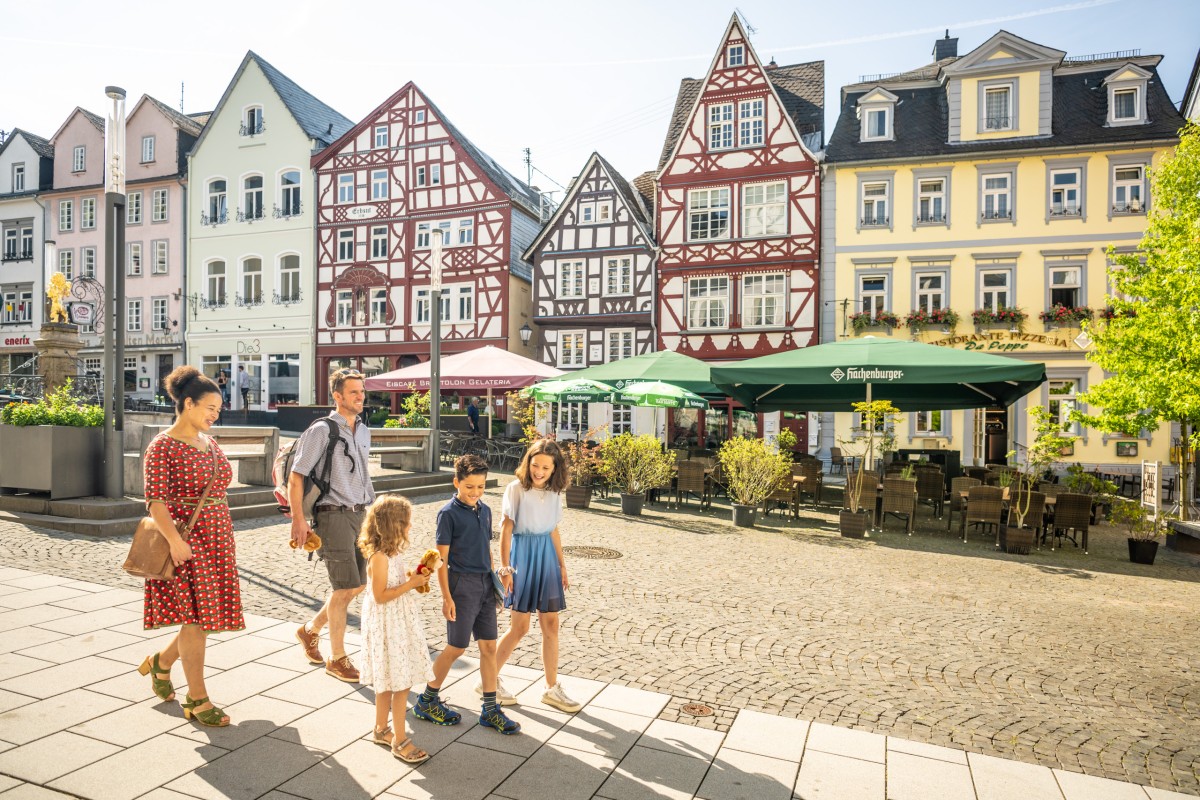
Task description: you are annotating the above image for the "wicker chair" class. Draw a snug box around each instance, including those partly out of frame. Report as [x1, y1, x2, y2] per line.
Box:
[762, 476, 797, 520]
[795, 460, 824, 506]
[1048, 492, 1091, 553]
[915, 470, 946, 518]
[1037, 482, 1062, 496]
[675, 461, 711, 510]
[843, 470, 879, 526]
[880, 477, 918, 535]
[961, 485, 1004, 544]
[965, 466, 991, 482]
[829, 447, 846, 475]
[945, 477, 982, 531]
[1005, 490, 1046, 554]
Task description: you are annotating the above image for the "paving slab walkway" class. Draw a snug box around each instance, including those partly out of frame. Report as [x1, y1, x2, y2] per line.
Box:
[0, 565, 1194, 800]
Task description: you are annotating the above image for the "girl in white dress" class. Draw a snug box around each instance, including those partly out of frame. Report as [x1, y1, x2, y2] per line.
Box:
[357, 495, 434, 764]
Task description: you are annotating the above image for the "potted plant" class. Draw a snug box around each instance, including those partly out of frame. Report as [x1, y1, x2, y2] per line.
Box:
[396, 386, 430, 428]
[0, 379, 104, 499]
[598, 433, 675, 516]
[904, 307, 960, 334]
[563, 429, 605, 510]
[972, 307, 1028, 330]
[898, 464, 915, 481]
[1038, 305, 1094, 329]
[774, 426, 798, 461]
[1008, 406, 1077, 544]
[838, 399, 901, 537]
[1111, 498, 1164, 565]
[849, 310, 901, 332]
[718, 437, 791, 528]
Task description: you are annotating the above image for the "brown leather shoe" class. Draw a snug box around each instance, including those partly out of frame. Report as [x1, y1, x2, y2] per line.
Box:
[325, 655, 360, 683]
[296, 625, 322, 665]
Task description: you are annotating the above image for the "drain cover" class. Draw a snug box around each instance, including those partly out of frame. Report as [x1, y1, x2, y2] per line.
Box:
[562, 545, 623, 560]
[681, 703, 714, 717]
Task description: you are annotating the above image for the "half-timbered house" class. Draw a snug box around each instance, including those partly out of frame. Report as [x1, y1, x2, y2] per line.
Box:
[655, 15, 824, 448]
[311, 84, 545, 408]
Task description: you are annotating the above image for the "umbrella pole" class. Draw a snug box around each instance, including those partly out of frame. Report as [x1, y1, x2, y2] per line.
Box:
[486, 388, 493, 439]
[866, 382, 874, 473]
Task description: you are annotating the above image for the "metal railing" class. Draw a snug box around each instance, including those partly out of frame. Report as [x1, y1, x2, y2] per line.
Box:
[272, 201, 303, 219]
[200, 210, 228, 226]
[916, 213, 945, 224]
[1, 250, 33, 262]
[1063, 49, 1140, 63]
[981, 209, 1013, 220]
[236, 207, 265, 223]
[272, 289, 303, 307]
[238, 120, 265, 137]
[860, 215, 889, 227]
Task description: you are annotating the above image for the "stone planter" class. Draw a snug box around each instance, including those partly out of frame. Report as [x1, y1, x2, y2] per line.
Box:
[839, 509, 871, 538]
[1128, 538, 1159, 565]
[0, 425, 102, 499]
[731, 503, 757, 528]
[619, 492, 644, 516]
[565, 484, 592, 510]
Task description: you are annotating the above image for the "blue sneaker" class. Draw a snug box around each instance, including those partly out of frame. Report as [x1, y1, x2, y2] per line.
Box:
[412, 696, 461, 726]
[479, 705, 521, 735]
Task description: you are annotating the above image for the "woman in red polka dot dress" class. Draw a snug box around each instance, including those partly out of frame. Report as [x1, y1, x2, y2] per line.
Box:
[137, 365, 244, 727]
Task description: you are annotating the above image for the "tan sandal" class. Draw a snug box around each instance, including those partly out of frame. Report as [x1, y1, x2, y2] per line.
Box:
[392, 737, 429, 764]
[372, 726, 394, 747]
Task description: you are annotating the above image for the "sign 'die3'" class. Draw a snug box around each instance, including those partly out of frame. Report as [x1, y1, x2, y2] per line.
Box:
[830, 368, 905, 383]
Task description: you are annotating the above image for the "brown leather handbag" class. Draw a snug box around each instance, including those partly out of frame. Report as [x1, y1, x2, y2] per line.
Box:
[123, 449, 221, 582]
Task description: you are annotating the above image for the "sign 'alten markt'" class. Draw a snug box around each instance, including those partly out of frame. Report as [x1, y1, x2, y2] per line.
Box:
[931, 331, 1072, 352]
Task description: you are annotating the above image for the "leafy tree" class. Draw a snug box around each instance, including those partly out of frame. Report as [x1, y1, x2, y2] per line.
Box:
[1076, 122, 1200, 519]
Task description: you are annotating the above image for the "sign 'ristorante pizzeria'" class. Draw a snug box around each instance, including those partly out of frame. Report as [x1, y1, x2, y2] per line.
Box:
[930, 331, 1072, 352]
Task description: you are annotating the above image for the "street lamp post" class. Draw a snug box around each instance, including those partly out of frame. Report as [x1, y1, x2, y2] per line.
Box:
[102, 87, 127, 499]
[428, 236, 443, 472]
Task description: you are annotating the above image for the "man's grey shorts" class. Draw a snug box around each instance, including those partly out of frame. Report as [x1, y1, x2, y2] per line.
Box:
[314, 508, 367, 590]
[446, 572, 498, 648]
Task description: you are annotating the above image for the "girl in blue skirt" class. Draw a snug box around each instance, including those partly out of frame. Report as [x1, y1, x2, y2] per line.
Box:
[492, 438, 581, 712]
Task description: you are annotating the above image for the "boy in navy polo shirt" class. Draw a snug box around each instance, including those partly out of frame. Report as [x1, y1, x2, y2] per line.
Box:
[413, 454, 520, 734]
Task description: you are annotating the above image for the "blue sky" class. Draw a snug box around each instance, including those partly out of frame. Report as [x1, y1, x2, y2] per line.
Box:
[3, 0, 1197, 199]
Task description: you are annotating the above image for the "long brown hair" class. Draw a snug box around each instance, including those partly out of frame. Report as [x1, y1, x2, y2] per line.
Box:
[358, 495, 413, 558]
[515, 438, 570, 493]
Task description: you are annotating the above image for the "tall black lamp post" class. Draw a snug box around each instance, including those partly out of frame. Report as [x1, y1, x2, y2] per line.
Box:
[428, 236, 444, 472]
[102, 87, 127, 499]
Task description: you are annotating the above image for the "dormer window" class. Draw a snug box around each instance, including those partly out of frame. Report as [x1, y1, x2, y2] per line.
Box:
[856, 88, 897, 142]
[1104, 65, 1150, 126]
[727, 44, 744, 67]
[1113, 88, 1138, 120]
[864, 108, 889, 140]
[983, 85, 1012, 131]
[241, 106, 264, 136]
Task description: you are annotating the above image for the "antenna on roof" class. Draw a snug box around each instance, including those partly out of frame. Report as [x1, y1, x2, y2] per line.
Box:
[180, 82, 185, 113]
[735, 8, 757, 35]
[523, 147, 532, 186]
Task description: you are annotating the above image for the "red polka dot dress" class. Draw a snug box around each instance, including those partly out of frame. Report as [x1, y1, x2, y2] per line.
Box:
[143, 434, 244, 633]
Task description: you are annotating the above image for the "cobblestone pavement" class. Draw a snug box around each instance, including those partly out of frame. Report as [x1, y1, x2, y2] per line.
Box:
[2, 478, 1200, 795]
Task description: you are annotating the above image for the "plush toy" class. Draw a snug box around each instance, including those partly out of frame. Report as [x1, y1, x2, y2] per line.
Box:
[288, 531, 322, 553]
[409, 548, 442, 594]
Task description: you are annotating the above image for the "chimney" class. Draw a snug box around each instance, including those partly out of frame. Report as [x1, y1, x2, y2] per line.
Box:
[933, 30, 958, 61]
[766, 57, 778, 71]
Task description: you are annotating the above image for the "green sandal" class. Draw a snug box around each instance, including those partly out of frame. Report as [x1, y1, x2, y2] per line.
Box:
[137, 653, 174, 701]
[181, 696, 230, 727]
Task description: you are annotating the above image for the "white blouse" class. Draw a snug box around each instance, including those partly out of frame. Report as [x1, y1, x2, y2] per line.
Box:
[502, 480, 564, 536]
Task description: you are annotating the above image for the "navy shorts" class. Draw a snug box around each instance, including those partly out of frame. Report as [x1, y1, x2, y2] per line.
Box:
[446, 572, 498, 649]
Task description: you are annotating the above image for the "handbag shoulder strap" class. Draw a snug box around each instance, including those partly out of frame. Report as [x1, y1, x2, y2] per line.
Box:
[180, 436, 221, 536]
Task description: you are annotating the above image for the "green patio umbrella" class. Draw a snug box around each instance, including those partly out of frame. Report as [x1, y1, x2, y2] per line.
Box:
[525, 377, 617, 404]
[565, 350, 722, 396]
[710, 336, 1046, 412]
[613, 381, 710, 410]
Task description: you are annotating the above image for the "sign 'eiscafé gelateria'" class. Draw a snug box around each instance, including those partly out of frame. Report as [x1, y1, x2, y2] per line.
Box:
[930, 331, 1072, 352]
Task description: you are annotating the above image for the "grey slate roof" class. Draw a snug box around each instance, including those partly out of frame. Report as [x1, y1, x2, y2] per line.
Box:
[826, 61, 1185, 163]
[657, 60, 825, 171]
[0, 128, 54, 161]
[595, 153, 652, 234]
[80, 109, 105, 133]
[1183, 46, 1200, 116]
[631, 170, 656, 224]
[250, 51, 353, 148]
[145, 96, 204, 137]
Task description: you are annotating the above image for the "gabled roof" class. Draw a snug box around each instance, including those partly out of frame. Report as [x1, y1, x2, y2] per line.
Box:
[631, 170, 656, 223]
[940, 30, 1065, 75]
[1184, 47, 1200, 118]
[80, 109, 105, 133]
[0, 128, 53, 161]
[48, 107, 105, 144]
[189, 51, 352, 156]
[142, 95, 204, 136]
[521, 152, 655, 260]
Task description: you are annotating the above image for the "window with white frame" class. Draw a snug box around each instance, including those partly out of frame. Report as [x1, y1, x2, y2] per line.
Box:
[742, 274, 785, 327]
[279, 255, 301, 302]
[915, 273, 944, 312]
[336, 290, 353, 326]
[373, 125, 388, 148]
[743, 182, 786, 237]
[859, 275, 887, 316]
[280, 170, 301, 216]
[1049, 267, 1081, 308]
[458, 218, 473, 244]
[559, 331, 585, 367]
[860, 182, 888, 226]
[915, 410, 946, 436]
[1048, 379, 1079, 433]
[981, 173, 1012, 220]
[687, 277, 728, 328]
[2, 230, 14, 259]
[149, 298, 167, 331]
[739, 99, 764, 146]
[58, 250, 73, 280]
[370, 226, 387, 260]
[607, 329, 633, 362]
[141, 135, 155, 163]
[242, 176, 263, 219]
[1113, 165, 1145, 213]
[688, 188, 730, 240]
[81, 246, 96, 279]
[369, 288, 388, 325]
[206, 261, 226, 305]
[430, 164, 441, 185]
[153, 240, 168, 274]
[559, 260, 584, 298]
[456, 285, 474, 321]
[579, 200, 612, 224]
[207, 180, 227, 222]
[241, 258, 262, 303]
[980, 270, 1010, 310]
[917, 178, 945, 223]
[337, 229, 354, 261]
[416, 166, 427, 187]
[127, 191, 142, 224]
[72, 145, 85, 172]
[371, 170, 388, 200]
[12, 164, 24, 192]
[863, 107, 890, 140]
[1, 285, 34, 324]
[556, 402, 589, 432]
[127, 242, 143, 276]
[983, 86, 1011, 130]
[727, 44, 744, 67]
[337, 174, 354, 204]
[605, 257, 632, 295]
[611, 404, 633, 435]
[83, 357, 101, 373]
[81, 197, 96, 230]
[58, 200, 73, 232]
[151, 188, 168, 221]
[127, 299, 142, 332]
[244, 106, 264, 135]
[1112, 87, 1139, 122]
[413, 287, 451, 324]
[19, 228, 31, 258]
[414, 109, 426, 123]
[708, 104, 734, 150]
[1050, 169, 1081, 217]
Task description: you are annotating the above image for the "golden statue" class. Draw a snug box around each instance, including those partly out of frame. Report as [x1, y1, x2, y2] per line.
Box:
[47, 273, 72, 324]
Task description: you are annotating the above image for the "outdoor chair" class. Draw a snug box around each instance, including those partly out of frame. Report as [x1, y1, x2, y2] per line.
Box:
[828, 447, 846, 475]
[762, 476, 797, 520]
[915, 470, 946, 518]
[795, 459, 824, 506]
[675, 461, 711, 510]
[983, 472, 1003, 486]
[880, 477, 918, 535]
[1006, 490, 1046, 554]
[965, 466, 991, 482]
[1048, 492, 1091, 553]
[945, 477, 981, 531]
[1037, 482, 1062, 496]
[843, 470, 879, 526]
[961, 485, 1004, 544]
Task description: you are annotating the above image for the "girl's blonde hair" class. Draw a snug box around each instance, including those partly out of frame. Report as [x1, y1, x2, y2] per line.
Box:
[357, 495, 413, 558]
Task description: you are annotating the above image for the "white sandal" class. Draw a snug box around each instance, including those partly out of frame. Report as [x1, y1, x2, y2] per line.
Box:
[372, 726, 393, 747]
[392, 737, 430, 764]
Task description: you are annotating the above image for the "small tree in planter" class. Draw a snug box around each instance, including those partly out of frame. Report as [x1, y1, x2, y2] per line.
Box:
[1009, 406, 1076, 533]
[563, 427, 606, 509]
[774, 426, 798, 461]
[838, 399, 901, 537]
[598, 433, 675, 516]
[718, 437, 791, 527]
[395, 385, 430, 428]
[1111, 498, 1166, 565]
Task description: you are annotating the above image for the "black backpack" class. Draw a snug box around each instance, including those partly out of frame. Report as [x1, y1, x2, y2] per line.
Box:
[272, 418, 355, 521]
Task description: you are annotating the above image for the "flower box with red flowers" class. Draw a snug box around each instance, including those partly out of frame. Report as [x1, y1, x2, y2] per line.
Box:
[972, 307, 1028, 327]
[904, 308, 960, 331]
[1037, 305, 1093, 326]
[849, 310, 901, 332]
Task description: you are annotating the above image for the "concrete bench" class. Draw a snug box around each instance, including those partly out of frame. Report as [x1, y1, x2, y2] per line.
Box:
[124, 425, 280, 496]
[370, 428, 432, 472]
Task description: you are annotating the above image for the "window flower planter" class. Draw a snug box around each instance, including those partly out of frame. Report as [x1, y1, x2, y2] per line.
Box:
[1038, 305, 1093, 329]
[904, 308, 959, 333]
[849, 311, 901, 333]
[972, 307, 1027, 330]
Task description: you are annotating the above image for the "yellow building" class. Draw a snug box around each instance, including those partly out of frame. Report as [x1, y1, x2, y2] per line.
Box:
[821, 31, 1186, 469]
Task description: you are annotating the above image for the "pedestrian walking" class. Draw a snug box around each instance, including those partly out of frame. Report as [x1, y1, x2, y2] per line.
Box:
[466, 398, 480, 435]
[414, 454, 521, 734]
[490, 438, 581, 712]
[291, 368, 375, 683]
[357, 495, 434, 764]
[216, 369, 230, 408]
[138, 365, 243, 728]
[236, 365, 250, 410]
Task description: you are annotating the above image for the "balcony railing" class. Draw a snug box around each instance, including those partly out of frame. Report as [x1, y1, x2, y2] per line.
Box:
[981, 209, 1013, 221]
[272, 202, 303, 219]
[916, 213, 945, 224]
[239, 120, 265, 137]
[860, 215, 889, 227]
[1050, 206, 1083, 217]
[1112, 202, 1144, 214]
[200, 211, 228, 227]
[984, 116, 1011, 130]
[272, 289, 303, 307]
[1, 250, 33, 262]
[236, 207, 266, 223]
[234, 292, 264, 308]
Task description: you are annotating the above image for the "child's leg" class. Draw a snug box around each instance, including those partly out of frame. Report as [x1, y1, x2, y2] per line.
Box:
[375, 690, 393, 736]
[540, 612, 560, 687]
[477, 639, 498, 693]
[391, 687, 411, 728]
[494, 610, 532, 671]
[428, 645, 465, 689]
